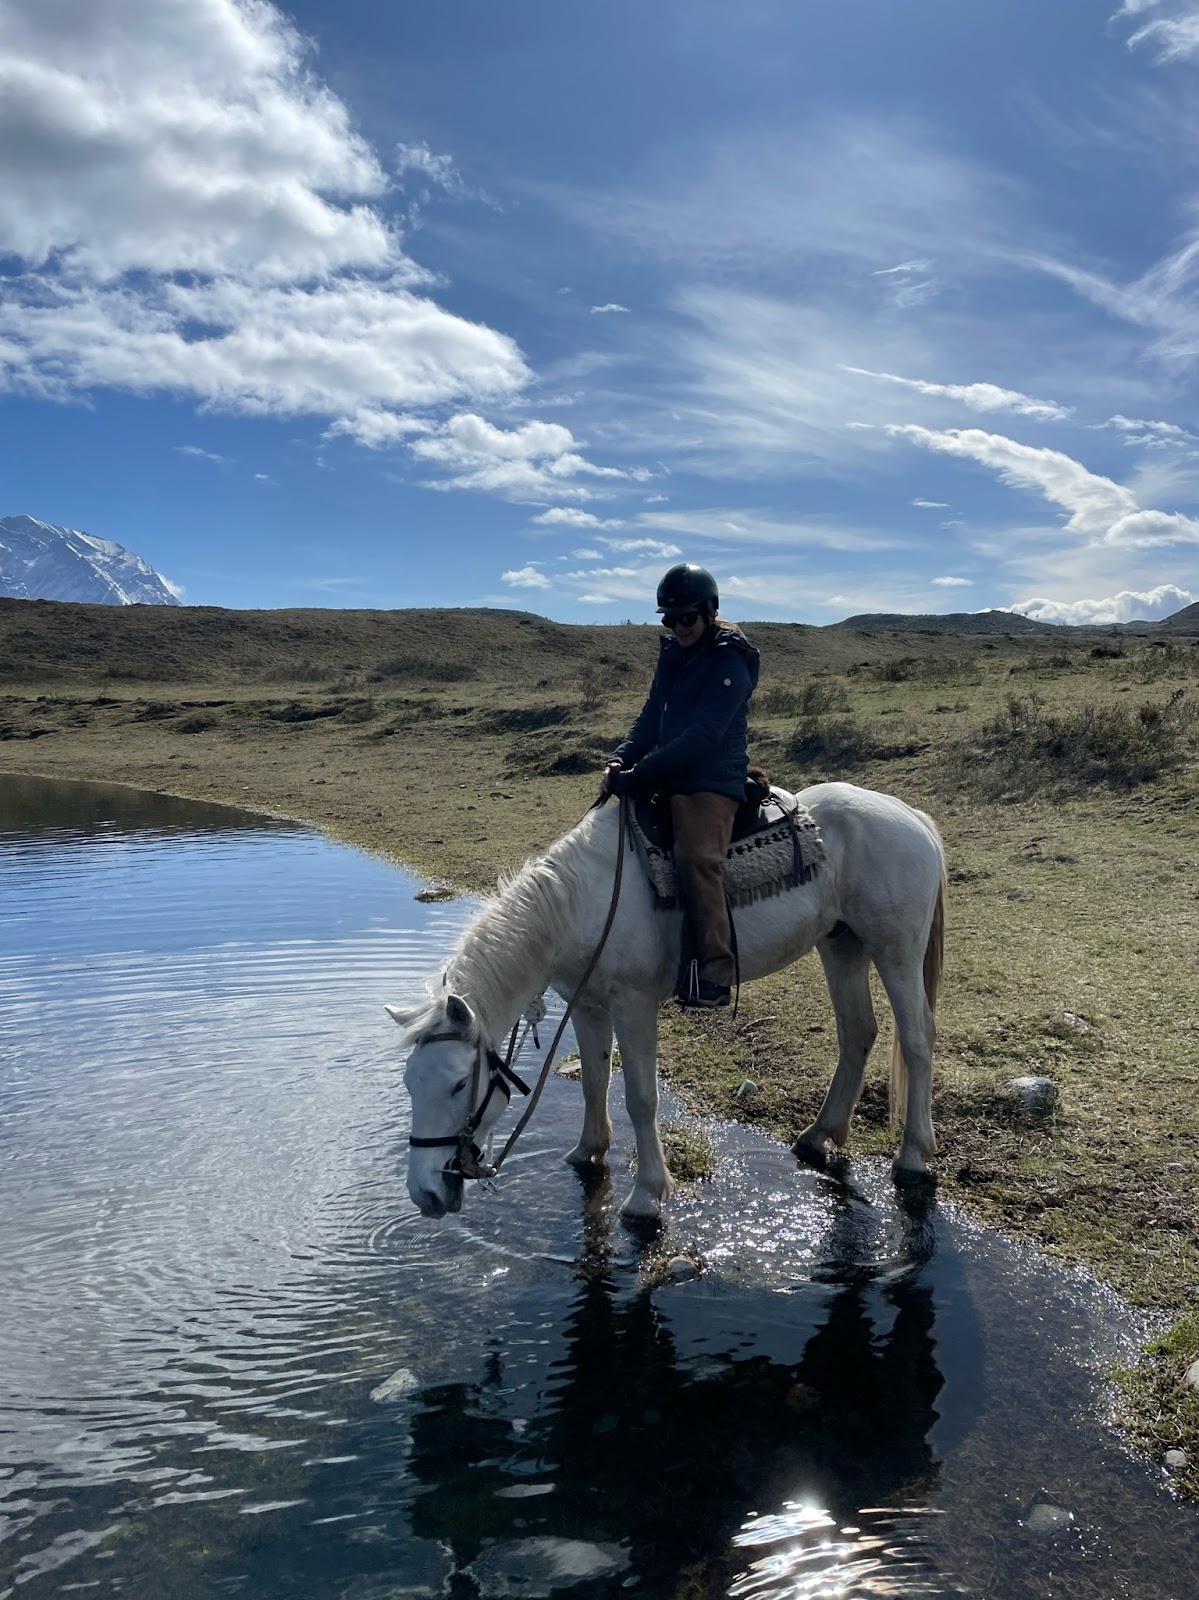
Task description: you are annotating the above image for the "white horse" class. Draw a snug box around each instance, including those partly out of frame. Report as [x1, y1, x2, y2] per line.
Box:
[388, 781, 946, 1222]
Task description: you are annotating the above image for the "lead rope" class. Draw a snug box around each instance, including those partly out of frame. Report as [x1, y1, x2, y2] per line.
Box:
[489, 794, 628, 1175]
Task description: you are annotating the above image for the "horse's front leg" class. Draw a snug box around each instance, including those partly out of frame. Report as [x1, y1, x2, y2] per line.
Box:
[610, 991, 673, 1221]
[563, 1003, 614, 1170]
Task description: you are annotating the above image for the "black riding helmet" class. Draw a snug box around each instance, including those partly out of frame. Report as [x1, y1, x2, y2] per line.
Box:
[656, 562, 719, 615]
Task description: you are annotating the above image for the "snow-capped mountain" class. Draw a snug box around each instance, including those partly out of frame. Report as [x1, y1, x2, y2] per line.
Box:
[0, 515, 182, 606]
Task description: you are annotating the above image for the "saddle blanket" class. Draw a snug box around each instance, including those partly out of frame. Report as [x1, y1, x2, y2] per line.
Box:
[629, 795, 826, 911]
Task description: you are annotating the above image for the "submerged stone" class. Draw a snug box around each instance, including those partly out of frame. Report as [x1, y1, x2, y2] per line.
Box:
[467, 1537, 628, 1596]
[370, 1367, 420, 1403]
[1023, 1500, 1075, 1535]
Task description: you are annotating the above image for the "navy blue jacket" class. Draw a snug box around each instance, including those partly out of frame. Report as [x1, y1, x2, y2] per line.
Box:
[609, 624, 760, 800]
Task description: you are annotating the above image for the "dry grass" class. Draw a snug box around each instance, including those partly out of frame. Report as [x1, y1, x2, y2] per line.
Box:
[3, 603, 1199, 1489]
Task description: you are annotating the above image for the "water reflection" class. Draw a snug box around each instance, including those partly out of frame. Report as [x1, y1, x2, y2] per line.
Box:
[3, 776, 1199, 1600]
[401, 1183, 961, 1597]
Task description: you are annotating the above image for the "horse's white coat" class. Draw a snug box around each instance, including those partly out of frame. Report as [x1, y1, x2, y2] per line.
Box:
[391, 781, 946, 1221]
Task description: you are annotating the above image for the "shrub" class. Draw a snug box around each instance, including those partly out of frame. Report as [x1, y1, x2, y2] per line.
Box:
[941, 690, 1197, 798]
[481, 704, 572, 734]
[757, 680, 849, 717]
[787, 710, 919, 769]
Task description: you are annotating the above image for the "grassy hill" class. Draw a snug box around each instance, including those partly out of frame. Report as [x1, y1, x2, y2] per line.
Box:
[1, 595, 1160, 686]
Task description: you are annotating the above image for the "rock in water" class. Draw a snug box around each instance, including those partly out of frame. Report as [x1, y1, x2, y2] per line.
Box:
[370, 1367, 419, 1403]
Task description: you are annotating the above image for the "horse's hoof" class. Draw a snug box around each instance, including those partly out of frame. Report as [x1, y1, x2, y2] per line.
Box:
[792, 1133, 829, 1169]
[619, 1190, 663, 1227]
[892, 1162, 937, 1191]
[564, 1146, 607, 1170]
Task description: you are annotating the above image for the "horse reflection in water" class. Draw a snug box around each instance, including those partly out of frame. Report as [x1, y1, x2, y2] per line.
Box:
[402, 1179, 976, 1598]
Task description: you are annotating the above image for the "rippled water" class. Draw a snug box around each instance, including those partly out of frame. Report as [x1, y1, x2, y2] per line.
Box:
[2, 775, 1198, 1599]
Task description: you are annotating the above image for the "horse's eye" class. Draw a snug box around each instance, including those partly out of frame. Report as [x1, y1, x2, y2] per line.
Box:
[451, 1078, 468, 1096]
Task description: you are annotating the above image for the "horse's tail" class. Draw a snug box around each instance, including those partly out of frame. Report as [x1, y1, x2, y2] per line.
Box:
[889, 826, 947, 1132]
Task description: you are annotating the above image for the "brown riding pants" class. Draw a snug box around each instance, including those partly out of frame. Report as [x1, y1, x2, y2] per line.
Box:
[670, 791, 740, 986]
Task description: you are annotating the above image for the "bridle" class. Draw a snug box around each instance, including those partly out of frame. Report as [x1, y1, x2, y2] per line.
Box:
[406, 795, 629, 1187]
[407, 1031, 532, 1181]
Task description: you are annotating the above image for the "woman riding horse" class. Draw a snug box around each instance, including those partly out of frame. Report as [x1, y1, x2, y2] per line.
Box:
[599, 563, 759, 1010]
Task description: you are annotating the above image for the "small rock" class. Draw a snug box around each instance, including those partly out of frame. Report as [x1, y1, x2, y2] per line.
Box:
[1057, 1010, 1092, 1032]
[662, 1256, 700, 1283]
[1164, 1449, 1189, 1471]
[1005, 1075, 1058, 1115]
[370, 1367, 419, 1403]
[1166, 1162, 1189, 1173]
[415, 886, 455, 903]
[1022, 1500, 1074, 1535]
[734, 1079, 758, 1099]
[1183, 1359, 1199, 1395]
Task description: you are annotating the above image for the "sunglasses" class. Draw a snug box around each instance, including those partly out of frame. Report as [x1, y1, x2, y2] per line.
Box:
[662, 610, 701, 629]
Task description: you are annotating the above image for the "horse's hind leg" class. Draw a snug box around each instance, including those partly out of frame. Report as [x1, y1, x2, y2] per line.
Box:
[564, 1004, 614, 1170]
[793, 927, 878, 1163]
[874, 952, 937, 1178]
[610, 990, 673, 1221]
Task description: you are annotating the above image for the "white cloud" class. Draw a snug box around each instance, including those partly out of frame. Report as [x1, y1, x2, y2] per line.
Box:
[532, 507, 622, 528]
[411, 413, 626, 501]
[888, 425, 1138, 533]
[502, 565, 551, 589]
[601, 537, 682, 558]
[590, 303, 629, 314]
[1104, 508, 1199, 544]
[932, 575, 972, 586]
[1122, 4, 1199, 61]
[637, 506, 905, 553]
[1107, 413, 1189, 438]
[892, 423, 1199, 549]
[570, 547, 602, 559]
[0, 0, 530, 444]
[395, 141, 465, 193]
[1014, 584, 1193, 624]
[326, 408, 434, 449]
[175, 444, 224, 462]
[911, 498, 949, 508]
[842, 366, 1071, 420]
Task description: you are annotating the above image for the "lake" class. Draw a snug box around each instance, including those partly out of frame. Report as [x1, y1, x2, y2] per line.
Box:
[2, 774, 1197, 1599]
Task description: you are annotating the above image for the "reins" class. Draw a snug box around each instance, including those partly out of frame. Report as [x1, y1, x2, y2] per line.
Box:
[411, 794, 628, 1183]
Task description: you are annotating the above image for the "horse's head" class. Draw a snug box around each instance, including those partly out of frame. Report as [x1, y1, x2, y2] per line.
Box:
[386, 993, 513, 1219]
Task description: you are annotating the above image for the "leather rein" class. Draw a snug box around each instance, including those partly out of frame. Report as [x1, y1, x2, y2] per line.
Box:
[407, 796, 628, 1184]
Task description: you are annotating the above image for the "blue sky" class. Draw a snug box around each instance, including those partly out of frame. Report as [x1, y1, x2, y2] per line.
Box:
[4, 1, 1199, 624]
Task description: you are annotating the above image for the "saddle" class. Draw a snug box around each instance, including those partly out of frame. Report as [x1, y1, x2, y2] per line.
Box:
[629, 768, 825, 912]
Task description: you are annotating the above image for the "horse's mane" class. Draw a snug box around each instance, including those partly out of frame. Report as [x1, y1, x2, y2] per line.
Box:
[426, 803, 616, 1042]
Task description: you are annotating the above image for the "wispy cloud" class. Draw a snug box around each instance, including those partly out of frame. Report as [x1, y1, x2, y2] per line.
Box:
[1014, 583, 1192, 624]
[175, 445, 225, 463]
[531, 507, 622, 528]
[889, 424, 1199, 546]
[1119, 2, 1199, 62]
[637, 505, 906, 553]
[842, 366, 1071, 420]
[932, 575, 972, 586]
[394, 141, 466, 194]
[911, 498, 949, 508]
[590, 303, 629, 314]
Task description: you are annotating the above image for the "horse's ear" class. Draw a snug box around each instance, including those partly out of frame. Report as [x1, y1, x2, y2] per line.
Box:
[384, 1003, 420, 1028]
[445, 994, 475, 1034]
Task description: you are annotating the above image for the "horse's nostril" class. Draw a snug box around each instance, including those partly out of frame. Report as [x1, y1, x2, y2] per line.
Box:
[415, 1188, 447, 1217]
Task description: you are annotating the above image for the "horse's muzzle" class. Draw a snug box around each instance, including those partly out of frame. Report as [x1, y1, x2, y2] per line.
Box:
[412, 1174, 464, 1218]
